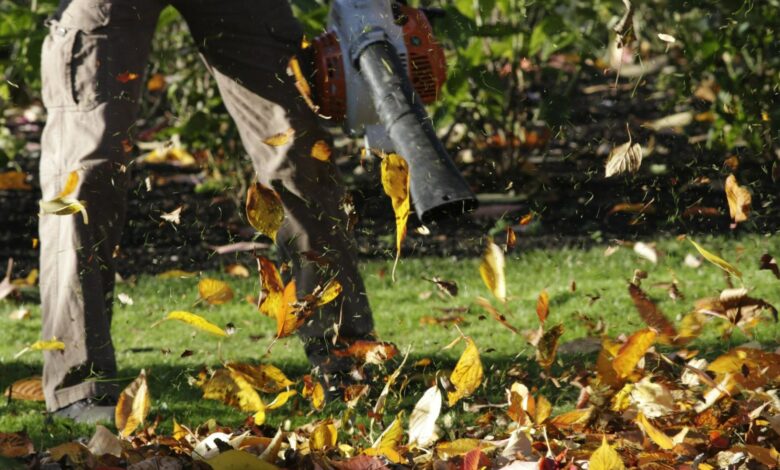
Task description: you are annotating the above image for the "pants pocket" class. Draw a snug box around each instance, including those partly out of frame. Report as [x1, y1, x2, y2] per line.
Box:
[41, 22, 79, 109]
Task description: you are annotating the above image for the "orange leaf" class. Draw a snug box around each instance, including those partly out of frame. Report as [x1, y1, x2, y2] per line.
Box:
[257, 256, 284, 317]
[311, 140, 332, 161]
[115, 369, 151, 437]
[263, 128, 295, 147]
[275, 281, 300, 338]
[146, 73, 166, 92]
[536, 289, 550, 324]
[116, 71, 139, 83]
[505, 227, 517, 251]
[4, 377, 44, 401]
[548, 407, 593, 430]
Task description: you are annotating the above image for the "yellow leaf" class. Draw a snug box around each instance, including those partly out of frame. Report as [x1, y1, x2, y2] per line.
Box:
[365, 413, 405, 463]
[263, 128, 294, 147]
[228, 369, 266, 423]
[548, 407, 593, 429]
[29, 338, 65, 351]
[165, 311, 227, 337]
[479, 241, 506, 302]
[39, 197, 89, 224]
[535, 395, 552, 424]
[612, 329, 656, 380]
[266, 390, 296, 410]
[311, 420, 338, 451]
[536, 289, 549, 323]
[206, 449, 279, 470]
[224, 263, 250, 278]
[447, 338, 483, 406]
[172, 418, 189, 441]
[635, 412, 674, 450]
[115, 369, 151, 437]
[596, 337, 623, 387]
[227, 363, 294, 393]
[156, 269, 196, 279]
[302, 375, 325, 411]
[314, 280, 342, 308]
[435, 439, 493, 459]
[588, 436, 625, 470]
[725, 174, 751, 223]
[246, 182, 285, 241]
[198, 278, 234, 305]
[381, 153, 410, 281]
[688, 238, 742, 279]
[142, 146, 196, 166]
[57, 171, 79, 198]
[310, 140, 332, 161]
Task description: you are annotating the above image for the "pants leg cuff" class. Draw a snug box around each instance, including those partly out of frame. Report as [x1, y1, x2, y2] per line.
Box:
[47, 381, 119, 412]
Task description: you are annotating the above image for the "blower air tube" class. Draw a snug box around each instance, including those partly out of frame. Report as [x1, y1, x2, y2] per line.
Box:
[356, 41, 477, 224]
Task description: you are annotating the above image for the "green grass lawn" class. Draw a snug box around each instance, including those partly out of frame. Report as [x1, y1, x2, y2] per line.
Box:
[1, 234, 779, 450]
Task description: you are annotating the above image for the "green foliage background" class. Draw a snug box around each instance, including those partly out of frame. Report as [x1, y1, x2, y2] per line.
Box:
[0, 0, 778, 167]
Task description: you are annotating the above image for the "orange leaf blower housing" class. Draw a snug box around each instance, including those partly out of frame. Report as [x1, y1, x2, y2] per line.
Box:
[311, 4, 448, 121]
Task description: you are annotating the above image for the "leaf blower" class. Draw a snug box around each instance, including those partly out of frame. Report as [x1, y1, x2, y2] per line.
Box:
[305, 0, 478, 223]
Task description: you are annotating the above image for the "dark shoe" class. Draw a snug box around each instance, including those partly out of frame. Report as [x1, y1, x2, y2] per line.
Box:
[53, 398, 116, 424]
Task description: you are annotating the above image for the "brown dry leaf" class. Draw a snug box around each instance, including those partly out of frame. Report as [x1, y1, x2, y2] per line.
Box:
[4, 376, 44, 401]
[505, 227, 517, 251]
[605, 140, 643, 178]
[423, 277, 458, 297]
[311, 140, 332, 161]
[536, 289, 550, 324]
[447, 337, 484, 406]
[164, 311, 227, 337]
[311, 420, 338, 451]
[760, 253, 780, 280]
[0, 171, 32, 191]
[588, 436, 626, 470]
[0, 432, 34, 458]
[246, 181, 285, 241]
[225, 263, 250, 278]
[475, 297, 518, 334]
[628, 284, 677, 342]
[635, 412, 674, 450]
[535, 323, 564, 370]
[160, 206, 182, 225]
[612, 329, 656, 380]
[198, 278, 234, 305]
[725, 174, 751, 224]
[147, 73, 166, 92]
[380, 153, 410, 281]
[115, 369, 151, 437]
[688, 238, 742, 279]
[263, 128, 295, 147]
[479, 241, 506, 303]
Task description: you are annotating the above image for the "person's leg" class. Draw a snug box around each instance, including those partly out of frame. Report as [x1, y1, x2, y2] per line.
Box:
[173, 0, 374, 372]
[39, 0, 162, 411]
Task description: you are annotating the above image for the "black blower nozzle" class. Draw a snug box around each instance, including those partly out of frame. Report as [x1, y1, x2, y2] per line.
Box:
[356, 41, 478, 224]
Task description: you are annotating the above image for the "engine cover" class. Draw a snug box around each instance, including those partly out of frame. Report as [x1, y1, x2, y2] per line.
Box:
[311, 2, 447, 129]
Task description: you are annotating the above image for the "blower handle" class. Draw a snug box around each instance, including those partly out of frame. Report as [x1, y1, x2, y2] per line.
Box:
[356, 39, 477, 224]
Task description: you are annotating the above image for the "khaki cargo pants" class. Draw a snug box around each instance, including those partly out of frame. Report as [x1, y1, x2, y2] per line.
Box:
[40, 0, 373, 411]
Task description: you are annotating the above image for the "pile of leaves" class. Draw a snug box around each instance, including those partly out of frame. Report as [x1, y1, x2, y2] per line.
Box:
[3, 162, 780, 467]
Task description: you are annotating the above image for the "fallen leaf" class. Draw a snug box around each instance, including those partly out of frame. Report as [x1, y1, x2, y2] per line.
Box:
[39, 171, 88, 224]
[263, 128, 295, 147]
[380, 153, 410, 281]
[435, 439, 494, 459]
[117, 293, 134, 306]
[246, 181, 285, 241]
[0, 432, 34, 458]
[535, 323, 564, 370]
[657, 33, 676, 43]
[725, 174, 751, 224]
[164, 311, 227, 337]
[146, 73, 166, 91]
[588, 436, 625, 470]
[628, 284, 677, 341]
[612, 329, 656, 380]
[206, 449, 277, 470]
[447, 338, 484, 406]
[4, 377, 44, 401]
[160, 206, 182, 225]
[480, 241, 506, 302]
[311, 420, 338, 451]
[536, 289, 549, 324]
[476, 297, 518, 334]
[688, 238, 742, 278]
[760, 254, 780, 279]
[198, 278, 234, 305]
[548, 407, 593, 429]
[365, 413, 405, 463]
[506, 227, 517, 251]
[156, 269, 196, 279]
[408, 386, 442, 448]
[0, 171, 32, 191]
[635, 412, 674, 450]
[630, 377, 675, 418]
[333, 340, 399, 365]
[226, 362, 294, 393]
[646, 111, 693, 131]
[115, 369, 151, 437]
[311, 140, 332, 161]
[116, 71, 139, 83]
[633, 242, 658, 264]
[8, 307, 30, 320]
[87, 425, 122, 458]
[265, 390, 296, 410]
[605, 140, 643, 177]
[225, 263, 250, 278]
